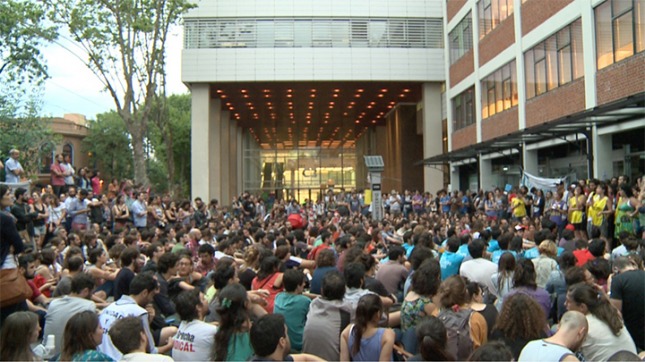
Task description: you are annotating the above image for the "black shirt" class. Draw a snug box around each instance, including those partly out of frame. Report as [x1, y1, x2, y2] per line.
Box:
[114, 267, 135, 301]
[610, 269, 645, 350]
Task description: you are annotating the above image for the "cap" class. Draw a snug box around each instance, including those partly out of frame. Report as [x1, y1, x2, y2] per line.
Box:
[514, 225, 526, 231]
[565, 224, 575, 231]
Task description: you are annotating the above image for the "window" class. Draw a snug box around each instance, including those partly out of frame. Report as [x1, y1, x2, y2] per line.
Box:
[525, 19, 584, 99]
[481, 60, 517, 119]
[63, 143, 74, 165]
[479, 0, 514, 38]
[596, 0, 645, 69]
[39, 143, 55, 174]
[449, 13, 473, 64]
[184, 18, 444, 49]
[452, 87, 476, 130]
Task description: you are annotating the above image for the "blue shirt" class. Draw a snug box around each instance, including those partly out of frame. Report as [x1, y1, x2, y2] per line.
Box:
[67, 197, 90, 225]
[130, 200, 147, 228]
[440, 251, 464, 280]
[487, 240, 500, 252]
[456, 244, 471, 260]
[523, 247, 539, 260]
[491, 250, 518, 264]
[440, 196, 451, 213]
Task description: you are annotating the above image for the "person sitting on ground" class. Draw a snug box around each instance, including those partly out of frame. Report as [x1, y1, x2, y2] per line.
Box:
[113, 246, 140, 301]
[302, 270, 353, 361]
[273, 269, 312, 353]
[400, 258, 441, 332]
[503, 259, 551, 317]
[565, 282, 636, 361]
[340, 294, 395, 362]
[467, 341, 513, 362]
[108, 316, 173, 362]
[532, 240, 558, 289]
[251, 255, 284, 314]
[249, 314, 325, 362]
[213, 283, 258, 361]
[0, 312, 40, 362]
[60, 310, 114, 362]
[440, 237, 464, 281]
[407, 317, 454, 361]
[437, 275, 488, 360]
[490, 293, 548, 360]
[518, 311, 588, 362]
[171, 289, 217, 361]
[465, 280, 498, 339]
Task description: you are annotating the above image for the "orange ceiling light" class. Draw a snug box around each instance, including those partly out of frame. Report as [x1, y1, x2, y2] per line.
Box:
[216, 89, 223, 93]
[378, 94, 384, 98]
[381, 88, 388, 92]
[357, 89, 364, 92]
[403, 88, 411, 92]
[241, 89, 247, 93]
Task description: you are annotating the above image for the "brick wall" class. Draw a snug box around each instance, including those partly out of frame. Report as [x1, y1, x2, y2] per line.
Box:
[482, 107, 519, 141]
[596, 53, 645, 106]
[479, 14, 515, 66]
[522, 0, 573, 35]
[451, 123, 477, 150]
[449, 50, 474, 87]
[525, 78, 585, 128]
[447, 0, 468, 23]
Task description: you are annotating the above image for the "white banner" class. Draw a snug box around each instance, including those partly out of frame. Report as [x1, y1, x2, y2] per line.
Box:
[520, 171, 566, 193]
[0, 181, 32, 193]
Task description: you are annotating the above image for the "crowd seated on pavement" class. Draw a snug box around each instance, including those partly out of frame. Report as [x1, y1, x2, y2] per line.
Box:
[1, 149, 645, 361]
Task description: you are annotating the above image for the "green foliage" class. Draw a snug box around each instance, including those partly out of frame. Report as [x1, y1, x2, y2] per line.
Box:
[0, 90, 61, 180]
[146, 158, 169, 195]
[45, 0, 196, 186]
[82, 111, 134, 181]
[0, 0, 58, 84]
[148, 93, 191, 197]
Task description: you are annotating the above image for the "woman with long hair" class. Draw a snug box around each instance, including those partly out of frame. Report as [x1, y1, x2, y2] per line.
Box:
[565, 283, 636, 361]
[490, 293, 547, 360]
[532, 240, 558, 289]
[60, 310, 112, 361]
[546, 251, 577, 322]
[238, 245, 261, 290]
[0, 311, 40, 361]
[569, 185, 588, 240]
[251, 255, 283, 313]
[503, 259, 551, 317]
[213, 283, 253, 361]
[614, 184, 637, 238]
[465, 280, 498, 339]
[490, 252, 515, 311]
[408, 317, 454, 361]
[340, 294, 395, 361]
[31, 191, 49, 249]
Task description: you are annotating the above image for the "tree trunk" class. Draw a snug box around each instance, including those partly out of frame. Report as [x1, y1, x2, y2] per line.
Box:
[165, 131, 175, 196]
[128, 123, 149, 187]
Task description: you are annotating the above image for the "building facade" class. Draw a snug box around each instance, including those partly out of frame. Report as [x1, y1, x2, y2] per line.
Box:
[436, 0, 644, 191]
[182, 0, 448, 204]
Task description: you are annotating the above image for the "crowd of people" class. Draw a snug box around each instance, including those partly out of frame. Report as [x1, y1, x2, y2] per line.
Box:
[1, 148, 644, 361]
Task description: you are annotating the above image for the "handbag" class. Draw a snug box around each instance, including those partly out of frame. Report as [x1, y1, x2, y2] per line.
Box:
[0, 268, 33, 307]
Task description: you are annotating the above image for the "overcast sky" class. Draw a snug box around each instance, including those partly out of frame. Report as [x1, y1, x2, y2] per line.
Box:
[40, 26, 187, 120]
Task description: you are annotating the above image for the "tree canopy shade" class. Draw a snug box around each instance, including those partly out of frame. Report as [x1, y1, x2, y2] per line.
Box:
[82, 111, 134, 182]
[45, 0, 196, 186]
[0, 0, 58, 84]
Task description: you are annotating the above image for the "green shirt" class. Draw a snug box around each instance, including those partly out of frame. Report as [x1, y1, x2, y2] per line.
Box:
[274, 292, 311, 352]
[171, 243, 186, 253]
[227, 332, 253, 361]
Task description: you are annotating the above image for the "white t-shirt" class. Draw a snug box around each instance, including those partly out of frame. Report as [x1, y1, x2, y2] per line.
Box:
[460, 258, 498, 297]
[171, 319, 218, 361]
[121, 352, 174, 362]
[98, 296, 157, 360]
[580, 314, 637, 361]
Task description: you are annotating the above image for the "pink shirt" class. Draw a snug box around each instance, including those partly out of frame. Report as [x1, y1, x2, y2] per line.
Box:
[51, 163, 66, 186]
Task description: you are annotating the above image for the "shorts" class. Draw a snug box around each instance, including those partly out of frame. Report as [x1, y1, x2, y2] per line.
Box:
[573, 222, 584, 231]
[33, 225, 46, 236]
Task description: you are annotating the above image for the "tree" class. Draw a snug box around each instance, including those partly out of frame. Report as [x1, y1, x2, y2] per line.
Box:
[46, 0, 195, 186]
[82, 111, 134, 182]
[0, 93, 60, 180]
[148, 93, 191, 197]
[0, 0, 58, 84]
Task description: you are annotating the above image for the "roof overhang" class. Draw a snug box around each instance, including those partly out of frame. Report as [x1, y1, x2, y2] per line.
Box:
[418, 92, 645, 166]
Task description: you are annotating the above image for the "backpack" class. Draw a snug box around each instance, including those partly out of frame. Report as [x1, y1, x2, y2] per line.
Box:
[438, 308, 474, 360]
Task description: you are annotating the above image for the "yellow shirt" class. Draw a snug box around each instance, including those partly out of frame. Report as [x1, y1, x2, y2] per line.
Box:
[591, 196, 608, 226]
[512, 197, 526, 218]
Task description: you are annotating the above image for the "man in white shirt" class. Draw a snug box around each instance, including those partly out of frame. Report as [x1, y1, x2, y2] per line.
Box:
[459, 239, 498, 299]
[98, 272, 174, 360]
[4, 149, 24, 183]
[108, 316, 173, 362]
[171, 289, 217, 361]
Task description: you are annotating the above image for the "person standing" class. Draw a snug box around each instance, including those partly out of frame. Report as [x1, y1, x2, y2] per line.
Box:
[62, 154, 76, 193]
[67, 189, 91, 232]
[50, 154, 67, 197]
[131, 191, 147, 230]
[10, 188, 37, 246]
[4, 149, 24, 183]
[609, 256, 645, 351]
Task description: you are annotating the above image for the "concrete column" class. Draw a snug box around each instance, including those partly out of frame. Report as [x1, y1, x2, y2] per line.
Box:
[421, 83, 445, 193]
[580, 0, 597, 108]
[449, 164, 460, 192]
[237, 126, 244, 194]
[220, 111, 231, 206]
[229, 119, 238, 199]
[191, 84, 221, 201]
[523, 145, 539, 175]
[480, 157, 494, 190]
[593, 128, 612, 180]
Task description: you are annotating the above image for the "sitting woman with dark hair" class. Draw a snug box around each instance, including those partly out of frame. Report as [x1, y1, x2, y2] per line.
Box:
[503, 259, 551, 317]
[408, 317, 454, 361]
[465, 280, 498, 339]
[213, 283, 254, 361]
[60, 310, 114, 361]
[400, 259, 441, 331]
[340, 294, 395, 361]
[251, 255, 284, 314]
[490, 293, 548, 360]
